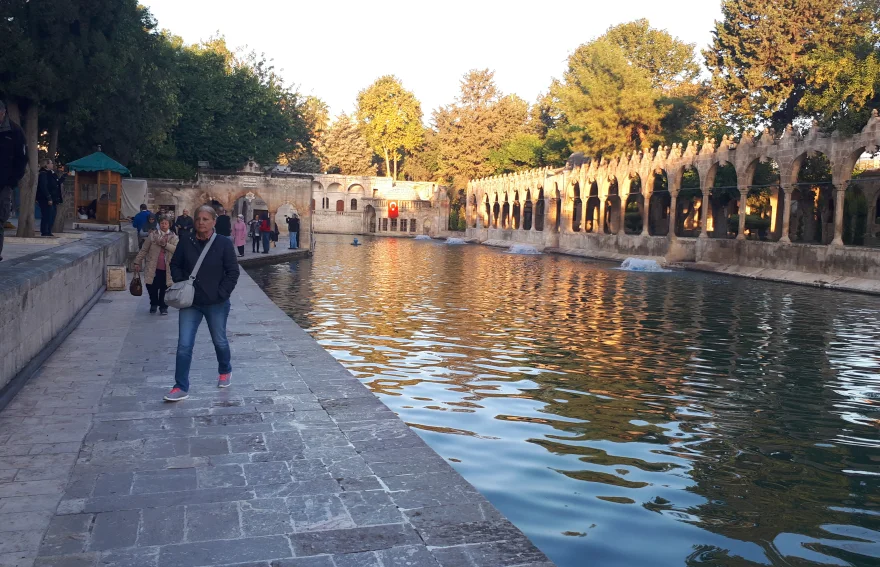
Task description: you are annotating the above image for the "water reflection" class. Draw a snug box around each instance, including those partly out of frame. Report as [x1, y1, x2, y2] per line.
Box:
[249, 234, 880, 567]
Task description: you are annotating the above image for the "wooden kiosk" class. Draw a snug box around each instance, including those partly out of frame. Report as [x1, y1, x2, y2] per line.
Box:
[67, 151, 130, 224]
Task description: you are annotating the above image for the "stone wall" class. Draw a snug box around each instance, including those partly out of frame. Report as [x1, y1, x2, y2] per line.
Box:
[0, 232, 129, 392]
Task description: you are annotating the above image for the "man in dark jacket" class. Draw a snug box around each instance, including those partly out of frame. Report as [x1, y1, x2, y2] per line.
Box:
[215, 207, 232, 239]
[286, 215, 300, 249]
[0, 100, 28, 260]
[36, 159, 58, 236]
[166, 205, 240, 401]
[175, 209, 194, 236]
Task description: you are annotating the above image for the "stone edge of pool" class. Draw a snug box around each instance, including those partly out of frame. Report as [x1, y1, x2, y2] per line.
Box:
[237, 268, 558, 566]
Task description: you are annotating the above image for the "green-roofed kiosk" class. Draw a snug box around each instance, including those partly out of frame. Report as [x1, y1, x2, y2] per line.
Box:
[67, 151, 131, 224]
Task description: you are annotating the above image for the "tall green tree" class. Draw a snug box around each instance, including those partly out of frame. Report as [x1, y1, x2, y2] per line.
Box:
[433, 69, 529, 187]
[551, 38, 663, 157]
[705, 0, 880, 132]
[356, 76, 424, 179]
[604, 19, 701, 91]
[320, 114, 376, 175]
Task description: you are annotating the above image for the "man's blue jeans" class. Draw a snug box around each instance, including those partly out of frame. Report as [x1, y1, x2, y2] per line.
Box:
[261, 231, 270, 252]
[289, 232, 297, 249]
[174, 301, 231, 392]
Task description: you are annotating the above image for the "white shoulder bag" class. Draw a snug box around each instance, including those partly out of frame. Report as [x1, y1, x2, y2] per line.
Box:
[165, 233, 216, 309]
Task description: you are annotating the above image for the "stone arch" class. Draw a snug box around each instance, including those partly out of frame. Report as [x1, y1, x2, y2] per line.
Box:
[274, 203, 298, 234]
[649, 169, 670, 236]
[492, 195, 500, 228]
[624, 173, 643, 235]
[512, 191, 521, 229]
[708, 161, 738, 238]
[523, 189, 533, 230]
[328, 182, 342, 193]
[348, 183, 365, 193]
[484, 194, 491, 228]
[501, 194, 511, 229]
[605, 177, 620, 234]
[554, 185, 562, 233]
[311, 181, 324, 193]
[365, 204, 377, 233]
[470, 193, 479, 228]
[585, 181, 600, 233]
[676, 166, 703, 237]
[571, 182, 583, 232]
[790, 151, 833, 243]
[535, 187, 545, 231]
[229, 191, 268, 222]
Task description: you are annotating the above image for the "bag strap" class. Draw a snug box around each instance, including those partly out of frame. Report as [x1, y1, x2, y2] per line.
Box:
[189, 233, 217, 281]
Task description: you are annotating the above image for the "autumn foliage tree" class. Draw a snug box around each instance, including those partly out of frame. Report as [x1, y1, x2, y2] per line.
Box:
[356, 76, 424, 179]
[320, 114, 376, 176]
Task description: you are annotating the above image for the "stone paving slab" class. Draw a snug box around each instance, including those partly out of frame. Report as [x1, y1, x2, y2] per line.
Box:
[0, 271, 552, 567]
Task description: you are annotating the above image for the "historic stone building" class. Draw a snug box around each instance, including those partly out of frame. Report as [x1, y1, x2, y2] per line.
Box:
[466, 112, 880, 279]
[136, 165, 450, 246]
[310, 175, 448, 237]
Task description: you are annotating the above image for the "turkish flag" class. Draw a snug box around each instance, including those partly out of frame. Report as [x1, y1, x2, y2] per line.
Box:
[388, 201, 399, 218]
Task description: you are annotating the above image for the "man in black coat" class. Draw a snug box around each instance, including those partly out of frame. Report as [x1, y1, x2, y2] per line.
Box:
[0, 100, 28, 260]
[36, 159, 58, 236]
[175, 209, 194, 236]
[165, 205, 240, 401]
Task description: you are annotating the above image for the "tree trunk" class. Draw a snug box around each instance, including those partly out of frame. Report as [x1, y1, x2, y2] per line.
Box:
[16, 103, 39, 238]
[383, 147, 391, 178]
[392, 156, 398, 180]
[48, 121, 60, 161]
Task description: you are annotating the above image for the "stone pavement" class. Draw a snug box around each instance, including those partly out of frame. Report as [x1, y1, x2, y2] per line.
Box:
[0, 271, 552, 567]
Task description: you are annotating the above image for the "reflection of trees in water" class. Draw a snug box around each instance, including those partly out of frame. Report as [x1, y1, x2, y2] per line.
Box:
[249, 235, 880, 566]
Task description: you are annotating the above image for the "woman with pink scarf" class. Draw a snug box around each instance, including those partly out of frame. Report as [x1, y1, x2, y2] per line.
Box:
[233, 214, 248, 257]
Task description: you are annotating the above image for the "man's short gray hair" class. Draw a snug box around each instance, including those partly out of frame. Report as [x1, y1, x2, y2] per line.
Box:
[195, 205, 217, 219]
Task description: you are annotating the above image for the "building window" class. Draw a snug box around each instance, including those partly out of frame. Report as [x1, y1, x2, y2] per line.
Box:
[400, 219, 407, 232]
[410, 219, 416, 232]
[351, 199, 358, 211]
[310, 199, 315, 212]
[391, 218, 398, 231]
[336, 200, 344, 214]
[382, 218, 388, 231]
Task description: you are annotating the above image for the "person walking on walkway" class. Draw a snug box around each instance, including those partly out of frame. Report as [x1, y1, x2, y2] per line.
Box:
[215, 207, 232, 240]
[259, 212, 272, 254]
[233, 214, 247, 257]
[165, 205, 240, 401]
[0, 99, 28, 262]
[286, 214, 300, 249]
[175, 209, 193, 236]
[138, 212, 157, 247]
[133, 215, 178, 315]
[36, 159, 58, 236]
[249, 213, 261, 253]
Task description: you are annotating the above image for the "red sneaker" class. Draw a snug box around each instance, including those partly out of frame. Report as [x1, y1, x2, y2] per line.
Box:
[218, 373, 231, 388]
[163, 387, 189, 402]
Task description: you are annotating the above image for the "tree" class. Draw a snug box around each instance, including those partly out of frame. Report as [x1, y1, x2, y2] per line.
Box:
[356, 76, 424, 179]
[279, 95, 328, 172]
[551, 38, 663, 157]
[320, 114, 376, 175]
[489, 133, 545, 174]
[705, 0, 880, 132]
[0, 0, 155, 235]
[433, 69, 529, 187]
[604, 19, 701, 91]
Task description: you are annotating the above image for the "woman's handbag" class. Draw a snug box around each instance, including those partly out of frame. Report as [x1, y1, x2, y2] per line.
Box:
[129, 272, 143, 296]
[165, 234, 216, 310]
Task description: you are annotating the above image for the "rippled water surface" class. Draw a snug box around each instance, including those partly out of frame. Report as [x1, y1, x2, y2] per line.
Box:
[249, 234, 880, 567]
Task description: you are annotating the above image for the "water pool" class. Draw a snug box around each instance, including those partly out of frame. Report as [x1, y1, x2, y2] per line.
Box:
[249, 234, 880, 567]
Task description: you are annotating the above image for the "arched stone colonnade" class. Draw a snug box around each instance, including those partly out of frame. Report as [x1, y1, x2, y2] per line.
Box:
[467, 112, 880, 249]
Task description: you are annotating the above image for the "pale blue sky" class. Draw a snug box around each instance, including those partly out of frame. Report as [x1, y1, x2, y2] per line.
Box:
[143, 0, 723, 121]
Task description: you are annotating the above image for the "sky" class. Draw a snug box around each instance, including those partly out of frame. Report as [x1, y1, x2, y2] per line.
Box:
[143, 0, 724, 122]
